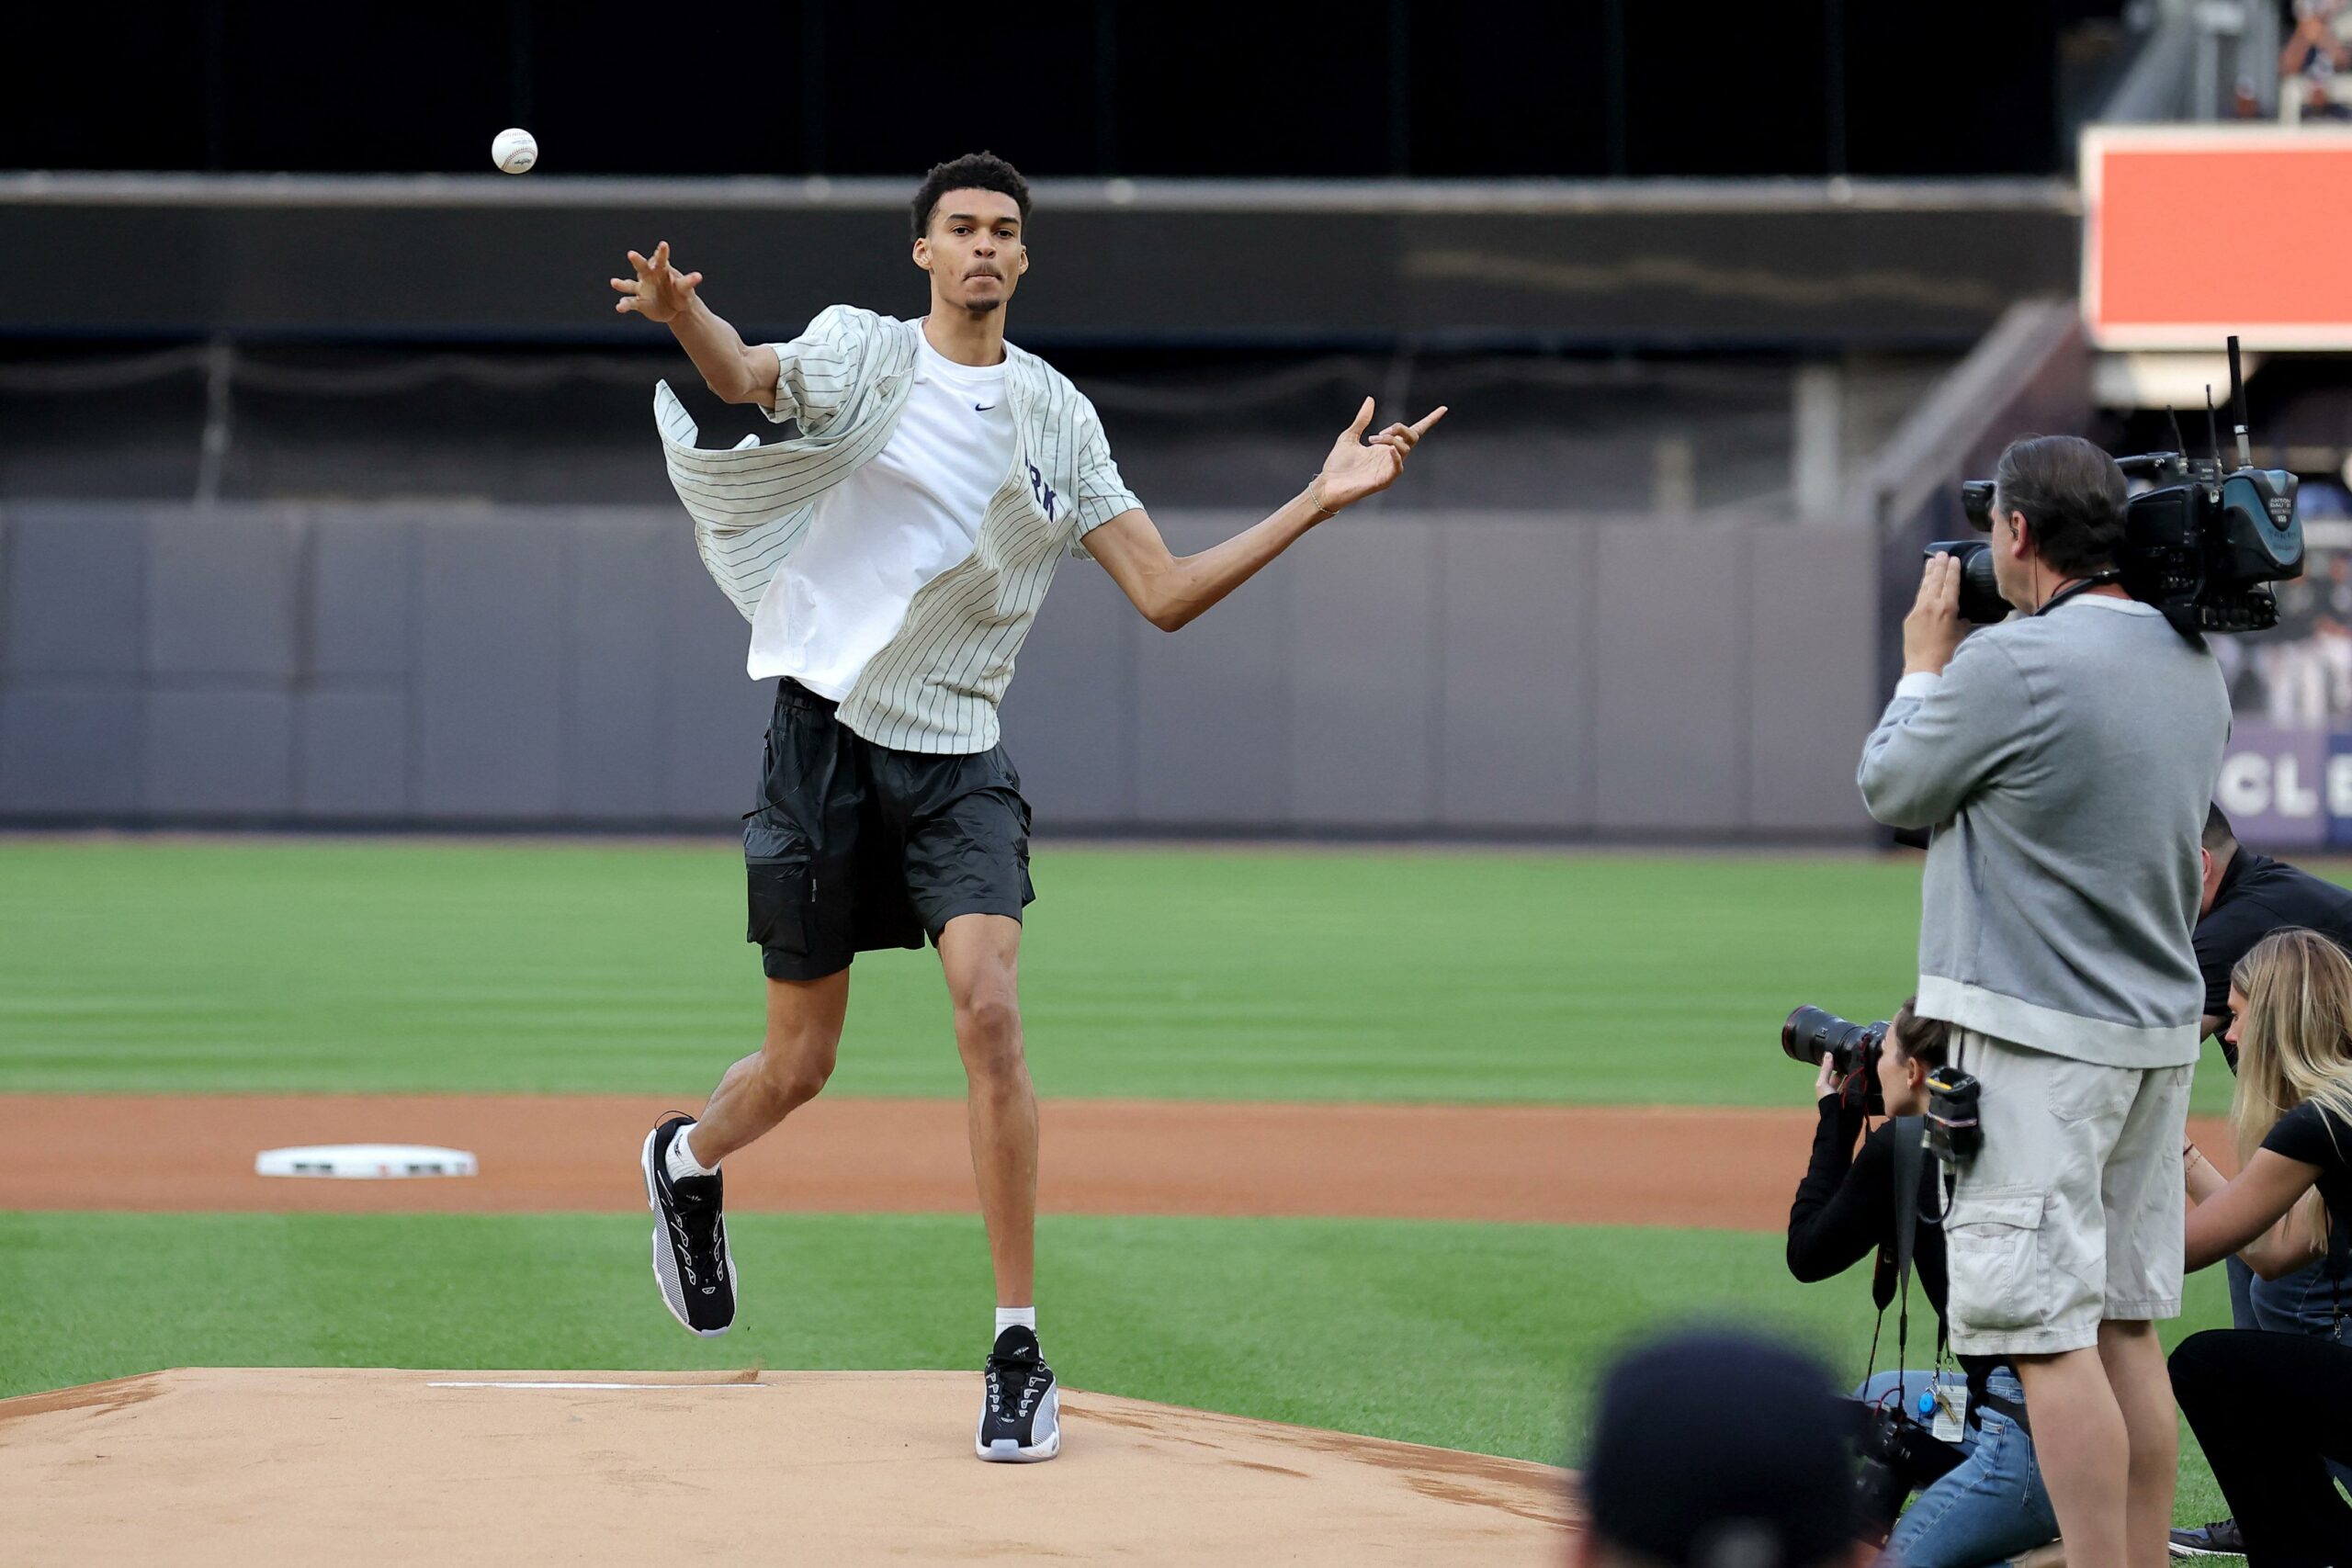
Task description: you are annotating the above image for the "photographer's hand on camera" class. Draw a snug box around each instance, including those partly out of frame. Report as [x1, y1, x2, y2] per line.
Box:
[1812, 1053, 1843, 1105]
[1904, 552, 1970, 678]
[1814, 1052, 1874, 1120]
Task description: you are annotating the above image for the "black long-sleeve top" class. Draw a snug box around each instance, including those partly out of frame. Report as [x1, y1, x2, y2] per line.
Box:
[1787, 1095, 2000, 1401]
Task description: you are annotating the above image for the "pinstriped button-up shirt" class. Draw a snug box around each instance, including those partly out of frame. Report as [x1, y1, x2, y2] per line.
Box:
[655, 304, 1141, 754]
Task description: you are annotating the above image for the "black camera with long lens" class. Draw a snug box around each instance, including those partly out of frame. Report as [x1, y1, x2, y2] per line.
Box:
[1934, 336, 2303, 633]
[1782, 1006, 1888, 1117]
[1850, 1400, 1967, 1543]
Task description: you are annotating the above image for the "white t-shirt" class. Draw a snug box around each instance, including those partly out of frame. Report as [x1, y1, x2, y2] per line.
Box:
[745, 329, 1017, 698]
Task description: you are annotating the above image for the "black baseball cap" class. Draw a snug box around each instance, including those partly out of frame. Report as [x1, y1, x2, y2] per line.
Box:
[1582, 1329, 1857, 1568]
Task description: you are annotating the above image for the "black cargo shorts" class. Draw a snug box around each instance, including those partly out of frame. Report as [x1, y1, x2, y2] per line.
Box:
[743, 680, 1035, 981]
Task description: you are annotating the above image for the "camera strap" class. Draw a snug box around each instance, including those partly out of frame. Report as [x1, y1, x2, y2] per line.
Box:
[1888, 1114, 1944, 1367]
[2032, 571, 2123, 617]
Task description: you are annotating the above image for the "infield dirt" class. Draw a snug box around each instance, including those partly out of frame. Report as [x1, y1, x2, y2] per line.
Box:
[2, 1094, 2233, 1221]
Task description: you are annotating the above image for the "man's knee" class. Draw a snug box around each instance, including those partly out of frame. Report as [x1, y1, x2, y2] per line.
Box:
[757, 1021, 841, 1103]
[953, 987, 1025, 1078]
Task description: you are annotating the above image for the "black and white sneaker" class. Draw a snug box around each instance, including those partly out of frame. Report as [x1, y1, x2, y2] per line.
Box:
[976, 1325, 1059, 1462]
[640, 1114, 735, 1336]
[2168, 1519, 2245, 1558]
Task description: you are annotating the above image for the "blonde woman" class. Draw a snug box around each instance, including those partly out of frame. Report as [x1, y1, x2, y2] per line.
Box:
[2175, 928, 2352, 1564]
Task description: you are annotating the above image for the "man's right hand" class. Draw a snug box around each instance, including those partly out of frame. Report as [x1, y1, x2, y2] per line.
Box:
[611, 241, 704, 323]
[1902, 552, 1966, 678]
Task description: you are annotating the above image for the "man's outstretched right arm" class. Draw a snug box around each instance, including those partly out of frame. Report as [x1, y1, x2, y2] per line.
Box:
[611, 241, 778, 409]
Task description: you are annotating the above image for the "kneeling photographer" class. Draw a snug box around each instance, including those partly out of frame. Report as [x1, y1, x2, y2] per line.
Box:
[2174, 928, 2352, 1565]
[2168, 806, 2352, 1556]
[1784, 1000, 2056, 1567]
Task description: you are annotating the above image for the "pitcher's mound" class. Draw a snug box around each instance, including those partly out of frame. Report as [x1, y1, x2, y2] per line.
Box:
[0, 1368, 1571, 1564]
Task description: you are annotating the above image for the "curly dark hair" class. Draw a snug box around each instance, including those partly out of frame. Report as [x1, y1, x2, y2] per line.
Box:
[910, 152, 1032, 241]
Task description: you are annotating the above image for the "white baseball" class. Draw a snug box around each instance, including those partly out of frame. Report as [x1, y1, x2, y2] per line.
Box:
[492, 128, 538, 175]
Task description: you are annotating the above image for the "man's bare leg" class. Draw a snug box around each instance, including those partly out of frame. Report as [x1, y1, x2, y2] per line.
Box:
[2017, 1347, 2132, 1568]
[937, 914, 1035, 1306]
[2098, 1320, 2177, 1568]
[686, 971, 853, 1165]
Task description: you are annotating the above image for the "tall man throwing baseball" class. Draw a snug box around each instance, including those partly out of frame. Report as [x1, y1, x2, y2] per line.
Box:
[613, 152, 1442, 1461]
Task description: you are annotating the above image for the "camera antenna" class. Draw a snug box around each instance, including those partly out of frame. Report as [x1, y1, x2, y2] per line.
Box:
[2206, 385, 2224, 470]
[2165, 406, 2188, 459]
[2227, 333, 2253, 468]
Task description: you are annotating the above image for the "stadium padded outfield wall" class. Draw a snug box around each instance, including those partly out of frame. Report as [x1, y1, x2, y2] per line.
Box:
[0, 504, 1877, 840]
[4, 175, 2076, 352]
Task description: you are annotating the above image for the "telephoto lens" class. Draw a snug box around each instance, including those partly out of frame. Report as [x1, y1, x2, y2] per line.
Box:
[1781, 1006, 1880, 1077]
[1781, 1006, 1889, 1116]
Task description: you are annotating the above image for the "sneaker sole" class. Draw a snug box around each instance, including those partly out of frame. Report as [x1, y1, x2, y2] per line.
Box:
[976, 1385, 1060, 1462]
[640, 1126, 734, 1338]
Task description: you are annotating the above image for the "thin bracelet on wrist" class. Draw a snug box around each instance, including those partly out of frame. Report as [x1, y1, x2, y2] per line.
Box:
[1306, 478, 1336, 520]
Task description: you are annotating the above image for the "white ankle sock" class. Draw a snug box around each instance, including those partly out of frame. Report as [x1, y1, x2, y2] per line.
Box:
[995, 1306, 1036, 1340]
[665, 1124, 718, 1181]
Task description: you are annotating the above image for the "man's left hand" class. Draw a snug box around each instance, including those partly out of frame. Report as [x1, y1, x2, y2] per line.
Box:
[1311, 400, 1448, 514]
[1903, 552, 1967, 677]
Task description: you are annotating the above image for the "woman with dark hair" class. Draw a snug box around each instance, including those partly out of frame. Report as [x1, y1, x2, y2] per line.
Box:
[1788, 998, 2055, 1565]
[2175, 928, 2352, 1565]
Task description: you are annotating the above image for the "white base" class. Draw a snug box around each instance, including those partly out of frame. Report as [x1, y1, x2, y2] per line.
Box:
[254, 1144, 477, 1179]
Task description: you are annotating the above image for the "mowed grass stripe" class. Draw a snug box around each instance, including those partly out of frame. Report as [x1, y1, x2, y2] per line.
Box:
[0, 840, 2253, 1109]
[0, 1210, 2236, 1523]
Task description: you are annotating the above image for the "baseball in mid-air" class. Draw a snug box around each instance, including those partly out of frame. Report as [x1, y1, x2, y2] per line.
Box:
[492, 129, 538, 175]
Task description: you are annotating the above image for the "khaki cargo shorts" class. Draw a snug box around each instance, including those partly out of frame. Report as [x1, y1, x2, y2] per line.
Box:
[1943, 1029, 2193, 1358]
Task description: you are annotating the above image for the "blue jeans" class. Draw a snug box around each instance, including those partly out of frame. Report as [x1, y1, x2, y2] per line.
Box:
[1853, 1369, 2057, 1568]
[2228, 1252, 2347, 1339]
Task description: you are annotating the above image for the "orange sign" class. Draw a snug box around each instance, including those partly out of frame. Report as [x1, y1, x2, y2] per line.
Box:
[2084, 124, 2352, 349]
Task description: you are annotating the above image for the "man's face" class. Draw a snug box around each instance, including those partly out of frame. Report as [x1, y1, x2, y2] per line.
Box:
[913, 188, 1027, 315]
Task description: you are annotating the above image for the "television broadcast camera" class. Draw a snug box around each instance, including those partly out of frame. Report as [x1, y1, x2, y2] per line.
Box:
[1928, 337, 2302, 634]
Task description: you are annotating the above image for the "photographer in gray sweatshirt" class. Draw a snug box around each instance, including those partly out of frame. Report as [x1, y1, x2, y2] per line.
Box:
[1859, 434, 2230, 1568]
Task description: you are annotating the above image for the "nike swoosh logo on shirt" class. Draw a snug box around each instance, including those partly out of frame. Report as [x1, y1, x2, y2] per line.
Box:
[974, 403, 997, 412]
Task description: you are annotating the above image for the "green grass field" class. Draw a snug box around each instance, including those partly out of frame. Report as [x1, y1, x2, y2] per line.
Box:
[3, 838, 2291, 1529]
[0, 839, 2247, 1107]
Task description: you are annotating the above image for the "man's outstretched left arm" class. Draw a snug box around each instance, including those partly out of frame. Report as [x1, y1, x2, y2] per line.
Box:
[1085, 399, 1446, 633]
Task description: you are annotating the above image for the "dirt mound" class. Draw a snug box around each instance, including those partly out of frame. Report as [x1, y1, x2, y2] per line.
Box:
[0, 1367, 1572, 1565]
